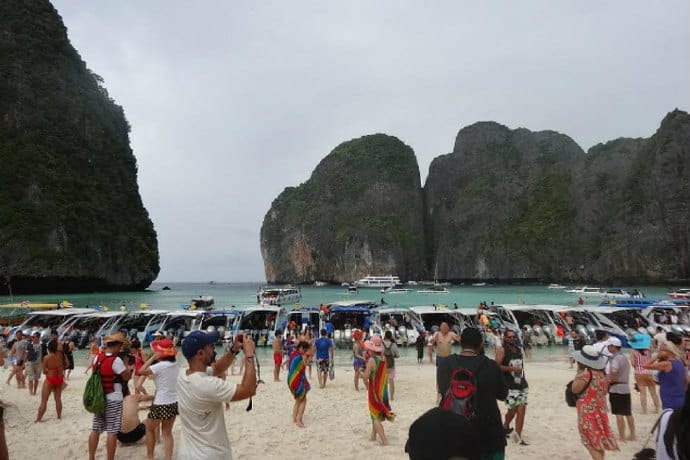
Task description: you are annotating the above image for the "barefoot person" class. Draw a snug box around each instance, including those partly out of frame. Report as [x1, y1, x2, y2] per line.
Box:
[629, 333, 660, 414]
[34, 340, 65, 422]
[24, 331, 44, 396]
[138, 338, 179, 460]
[496, 329, 529, 445]
[314, 329, 333, 389]
[287, 341, 311, 427]
[362, 335, 394, 445]
[176, 331, 257, 459]
[117, 393, 154, 445]
[605, 337, 635, 441]
[433, 322, 460, 363]
[272, 330, 284, 382]
[382, 331, 399, 400]
[352, 329, 366, 391]
[572, 345, 619, 459]
[88, 332, 132, 460]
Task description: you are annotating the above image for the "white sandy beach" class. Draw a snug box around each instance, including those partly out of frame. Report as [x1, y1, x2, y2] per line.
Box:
[2, 352, 659, 459]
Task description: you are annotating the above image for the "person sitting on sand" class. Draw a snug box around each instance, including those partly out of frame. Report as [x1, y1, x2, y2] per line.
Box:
[117, 393, 154, 445]
[362, 334, 395, 446]
[287, 341, 311, 427]
[34, 339, 65, 422]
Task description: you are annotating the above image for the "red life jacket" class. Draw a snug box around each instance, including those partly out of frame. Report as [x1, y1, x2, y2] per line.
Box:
[96, 353, 119, 394]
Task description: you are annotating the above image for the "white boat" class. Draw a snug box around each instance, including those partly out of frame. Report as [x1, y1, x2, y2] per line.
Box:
[324, 300, 377, 347]
[314, 281, 327, 287]
[564, 286, 604, 295]
[346, 285, 359, 295]
[189, 295, 215, 309]
[380, 284, 413, 294]
[233, 305, 288, 347]
[471, 282, 487, 287]
[547, 283, 566, 289]
[355, 275, 401, 288]
[369, 308, 424, 346]
[409, 305, 466, 335]
[417, 285, 450, 294]
[601, 288, 645, 299]
[258, 286, 302, 306]
[9, 308, 94, 340]
[668, 288, 690, 299]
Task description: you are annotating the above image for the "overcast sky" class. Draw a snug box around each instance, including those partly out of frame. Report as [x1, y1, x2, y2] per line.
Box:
[51, 1, 690, 283]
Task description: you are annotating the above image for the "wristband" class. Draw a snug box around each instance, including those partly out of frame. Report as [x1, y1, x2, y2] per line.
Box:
[232, 348, 241, 356]
[245, 356, 255, 361]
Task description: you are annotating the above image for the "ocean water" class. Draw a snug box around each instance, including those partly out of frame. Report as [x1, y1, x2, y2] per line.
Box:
[0, 281, 675, 311]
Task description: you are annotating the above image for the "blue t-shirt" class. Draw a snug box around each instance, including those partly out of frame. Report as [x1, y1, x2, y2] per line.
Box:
[314, 337, 332, 360]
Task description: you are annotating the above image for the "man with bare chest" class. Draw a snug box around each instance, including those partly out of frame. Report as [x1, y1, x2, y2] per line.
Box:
[433, 322, 460, 364]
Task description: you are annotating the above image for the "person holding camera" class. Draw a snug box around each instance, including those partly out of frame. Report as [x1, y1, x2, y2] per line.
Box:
[177, 331, 257, 459]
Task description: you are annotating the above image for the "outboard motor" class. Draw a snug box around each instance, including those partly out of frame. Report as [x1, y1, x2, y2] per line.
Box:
[217, 325, 226, 338]
[69, 329, 80, 344]
[343, 328, 352, 344]
[334, 330, 342, 347]
[397, 326, 407, 345]
[78, 331, 90, 349]
[128, 328, 139, 341]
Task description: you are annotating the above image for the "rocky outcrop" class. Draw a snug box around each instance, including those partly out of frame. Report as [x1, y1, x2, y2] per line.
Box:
[261, 134, 426, 284]
[0, 0, 159, 293]
[263, 111, 689, 284]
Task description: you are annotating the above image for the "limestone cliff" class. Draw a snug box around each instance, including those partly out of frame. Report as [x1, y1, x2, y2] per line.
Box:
[261, 134, 426, 283]
[0, 0, 159, 293]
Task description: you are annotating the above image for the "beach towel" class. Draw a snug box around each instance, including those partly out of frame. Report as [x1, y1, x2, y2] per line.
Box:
[368, 356, 395, 422]
[287, 351, 310, 400]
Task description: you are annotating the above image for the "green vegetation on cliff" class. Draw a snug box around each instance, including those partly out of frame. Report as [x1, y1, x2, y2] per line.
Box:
[0, 0, 159, 293]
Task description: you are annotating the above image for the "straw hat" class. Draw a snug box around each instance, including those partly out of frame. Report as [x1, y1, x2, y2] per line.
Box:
[151, 338, 178, 357]
[573, 345, 606, 370]
[365, 334, 383, 353]
[103, 331, 130, 346]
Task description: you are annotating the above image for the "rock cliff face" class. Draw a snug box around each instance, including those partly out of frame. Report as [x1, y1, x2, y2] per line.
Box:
[261, 134, 426, 284]
[263, 111, 689, 284]
[0, 0, 159, 293]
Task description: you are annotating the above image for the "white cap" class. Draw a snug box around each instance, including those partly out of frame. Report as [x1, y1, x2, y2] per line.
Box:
[607, 337, 622, 347]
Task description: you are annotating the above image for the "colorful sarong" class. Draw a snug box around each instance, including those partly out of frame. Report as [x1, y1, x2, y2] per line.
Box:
[287, 351, 310, 400]
[367, 356, 395, 422]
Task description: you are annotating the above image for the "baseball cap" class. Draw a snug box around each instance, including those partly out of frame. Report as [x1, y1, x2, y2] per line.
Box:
[607, 337, 622, 347]
[181, 330, 219, 359]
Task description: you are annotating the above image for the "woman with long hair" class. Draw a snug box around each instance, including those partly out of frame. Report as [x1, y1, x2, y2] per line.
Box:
[363, 334, 395, 446]
[629, 333, 661, 414]
[657, 384, 689, 460]
[352, 329, 366, 391]
[138, 339, 179, 460]
[130, 339, 149, 395]
[34, 340, 65, 422]
[644, 333, 688, 410]
[571, 345, 619, 460]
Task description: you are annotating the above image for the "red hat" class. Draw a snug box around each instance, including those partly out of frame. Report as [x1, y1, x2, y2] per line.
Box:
[151, 338, 177, 356]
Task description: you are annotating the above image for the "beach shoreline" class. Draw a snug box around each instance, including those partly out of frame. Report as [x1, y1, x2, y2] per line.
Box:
[2, 353, 658, 459]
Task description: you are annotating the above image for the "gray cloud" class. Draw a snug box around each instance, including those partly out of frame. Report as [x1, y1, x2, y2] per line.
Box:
[50, 0, 690, 282]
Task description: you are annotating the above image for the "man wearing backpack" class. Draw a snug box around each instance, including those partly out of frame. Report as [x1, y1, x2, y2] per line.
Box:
[24, 332, 44, 396]
[88, 332, 131, 460]
[437, 327, 508, 459]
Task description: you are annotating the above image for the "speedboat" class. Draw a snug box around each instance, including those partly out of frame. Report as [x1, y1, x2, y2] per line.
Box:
[197, 309, 242, 342]
[369, 307, 424, 346]
[416, 284, 450, 294]
[59, 311, 125, 347]
[9, 308, 94, 340]
[409, 305, 465, 335]
[189, 295, 215, 309]
[355, 275, 401, 288]
[380, 284, 413, 294]
[284, 306, 323, 336]
[258, 286, 302, 306]
[232, 305, 288, 347]
[323, 300, 377, 348]
[547, 284, 566, 289]
[565, 286, 604, 295]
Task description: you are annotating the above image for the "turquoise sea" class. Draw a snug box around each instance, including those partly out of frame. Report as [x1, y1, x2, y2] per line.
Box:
[0, 281, 675, 311]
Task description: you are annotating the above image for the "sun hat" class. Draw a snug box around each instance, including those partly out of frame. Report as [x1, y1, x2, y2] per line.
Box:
[152, 330, 164, 337]
[181, 330, 219, 359]
[629, 333, 651, 350]
[573, 345, 607, 370]
[607, 337, 622, 348]
[364, 334, 383, 353]
[151, 338, 177, 356]
[103, 331, 130, 346]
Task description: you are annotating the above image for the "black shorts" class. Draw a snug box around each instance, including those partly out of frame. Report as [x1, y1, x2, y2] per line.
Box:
[317, 359, 330, 374]
[117, 423, 146, 444]
[609, 393, 632, 416]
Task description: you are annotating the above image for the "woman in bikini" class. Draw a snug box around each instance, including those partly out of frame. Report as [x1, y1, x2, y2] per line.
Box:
[35, 340, 65, 422]
[130, 339, 149, 395]
[352, 329, 366, 391]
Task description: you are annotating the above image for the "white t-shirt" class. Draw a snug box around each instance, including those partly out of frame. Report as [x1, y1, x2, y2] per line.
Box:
[176, 371, 237, 460]
[150, 360, 179, 405]
[93, 353, 127, 402]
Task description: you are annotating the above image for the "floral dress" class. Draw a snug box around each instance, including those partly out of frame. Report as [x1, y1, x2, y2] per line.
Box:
[577, 369, 619, 452]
